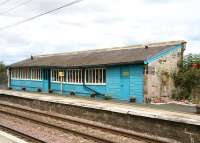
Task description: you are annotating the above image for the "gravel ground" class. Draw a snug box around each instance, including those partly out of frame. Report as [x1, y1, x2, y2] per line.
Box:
[0, 105, 146, 143]
[0, 112, 98, 143]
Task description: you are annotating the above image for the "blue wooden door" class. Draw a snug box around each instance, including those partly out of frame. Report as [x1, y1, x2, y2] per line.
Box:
[42, 68, 50, 92]
[120, 67, 130, 100]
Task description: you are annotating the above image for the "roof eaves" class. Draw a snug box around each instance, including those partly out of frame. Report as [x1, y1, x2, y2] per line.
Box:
[144, 44, 184, 64]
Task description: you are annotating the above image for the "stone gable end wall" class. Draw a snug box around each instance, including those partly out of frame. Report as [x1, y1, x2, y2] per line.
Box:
[145, 48, 183, 99]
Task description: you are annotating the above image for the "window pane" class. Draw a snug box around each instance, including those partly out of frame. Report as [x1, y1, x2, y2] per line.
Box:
[76, 70, 78, 83]
[100, 69, 102, 83]
[92, 70, 95, 83]
[69, 70, 72, 82]
[88, 69, 90, 83]
[69, 70, 71, 82]
[103, 69, 106, 83]
[85, 70, 88, 83]
[64, 70, 67, 82]
[89, 70, 91, 83]
[97, 69, 100, 83]
[80, 70, 82, 83]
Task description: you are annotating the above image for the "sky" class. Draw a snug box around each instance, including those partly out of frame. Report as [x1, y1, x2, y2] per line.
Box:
[0, 0, 200, 65]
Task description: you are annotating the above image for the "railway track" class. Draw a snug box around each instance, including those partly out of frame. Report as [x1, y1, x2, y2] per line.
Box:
[0, 101, 168, 143]
[0, 124, 46, 143]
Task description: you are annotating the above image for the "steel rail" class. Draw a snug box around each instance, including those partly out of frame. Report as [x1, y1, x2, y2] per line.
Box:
[0, 124, 46, 143]
[0, 108, 119, 143]
[0, 101, 169, 143]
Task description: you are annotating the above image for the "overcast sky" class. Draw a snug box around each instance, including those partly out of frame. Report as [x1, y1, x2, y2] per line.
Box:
[0, 0, 200, 64]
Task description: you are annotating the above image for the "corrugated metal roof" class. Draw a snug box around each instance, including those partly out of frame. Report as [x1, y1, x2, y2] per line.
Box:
[9, 40, 186, 68]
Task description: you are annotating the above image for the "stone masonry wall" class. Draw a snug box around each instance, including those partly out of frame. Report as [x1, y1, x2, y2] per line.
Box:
[192, 85, 200, 104]
[145, 47, 184, 99]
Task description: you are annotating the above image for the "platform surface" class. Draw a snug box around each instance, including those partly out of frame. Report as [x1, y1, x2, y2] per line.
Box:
[0, 89, 200, 126]
[0, 131, 28, 143]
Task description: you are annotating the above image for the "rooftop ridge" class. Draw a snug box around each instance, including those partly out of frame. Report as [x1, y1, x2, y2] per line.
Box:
[34, 40, 186, 58]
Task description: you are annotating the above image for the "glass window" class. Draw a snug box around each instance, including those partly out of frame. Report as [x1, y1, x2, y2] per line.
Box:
[85, 68, 106, 84]
[11, 68, 42, 80]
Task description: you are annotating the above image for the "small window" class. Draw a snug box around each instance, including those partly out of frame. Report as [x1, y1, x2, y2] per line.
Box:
[51, 69, 66, 82]
[85, 68, 106, 84]
[31, 68, 42, 80]
[67, 69, 82, 83]
[51, 69, 82, 83]
[51, 68, 106, 84]
[11, 68, 42, 80]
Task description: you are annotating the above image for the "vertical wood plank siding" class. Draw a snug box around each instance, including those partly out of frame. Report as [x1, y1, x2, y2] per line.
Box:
[106, 66, 121, 99]
[10, 68, 49, 92]
[106, 65, 144, 103]
[10, 65, 145, 103]
[130, 65, 144, 103]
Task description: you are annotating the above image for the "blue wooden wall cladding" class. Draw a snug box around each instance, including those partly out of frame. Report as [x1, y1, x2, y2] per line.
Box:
[106, 65, 144, 103]
[42, 69, 49, 92]
[51, 83, 106, 96]
[10, 68, 49, 93]
[106, 66, 121, 99]
[10, 65, 144, 103]
[130, 65, 144, 103]
[10, 80, 43, 92]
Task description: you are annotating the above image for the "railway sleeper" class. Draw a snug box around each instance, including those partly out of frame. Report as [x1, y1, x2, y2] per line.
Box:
[0, 101, 172, 143]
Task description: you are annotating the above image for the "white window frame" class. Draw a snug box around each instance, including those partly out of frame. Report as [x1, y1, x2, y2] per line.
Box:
[51, 69, 83, 84]
[66, 69, 83, 84]
[51, 69, 66, 83]
[85, 68, 106, 85]
[30, 68, 42, 81]
[11, 68, 42, 81]
[51, 68, 106, 85]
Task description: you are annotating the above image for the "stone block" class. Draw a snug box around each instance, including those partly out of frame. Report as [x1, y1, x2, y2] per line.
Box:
[197, 105, 200, 114]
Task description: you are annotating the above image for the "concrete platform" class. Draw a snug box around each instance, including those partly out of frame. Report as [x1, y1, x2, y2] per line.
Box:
[0, 89, 200, 143]
[0, 130, 28, 143]
[0, 89, 199, 126]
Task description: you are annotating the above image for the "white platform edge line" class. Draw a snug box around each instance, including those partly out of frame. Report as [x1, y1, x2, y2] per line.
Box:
[0, 130, 28, 143]
[1, 90, 200, 126]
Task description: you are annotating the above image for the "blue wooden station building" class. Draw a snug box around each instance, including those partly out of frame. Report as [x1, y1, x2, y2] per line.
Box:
[7, 41, 186, 103]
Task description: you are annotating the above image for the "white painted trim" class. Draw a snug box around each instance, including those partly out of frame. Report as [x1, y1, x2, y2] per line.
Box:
[85, 83, 106, 86]
[11, 78, 42, 81]
[51, 81, 82, 85]
[66, 82, 83, 85]
[85, 68, 106, 84]
[51, 81, 106, 86]
[11, 68, 42, 81]
[51, 68, 106, 85]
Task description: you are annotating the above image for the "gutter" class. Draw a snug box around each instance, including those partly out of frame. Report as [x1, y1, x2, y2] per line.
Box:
[8, 61, 144, 69]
